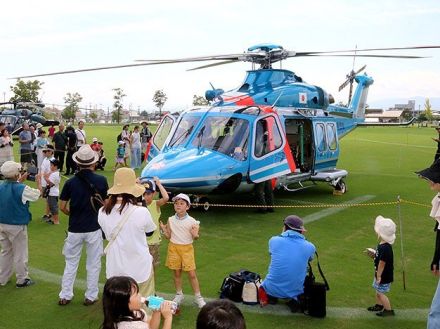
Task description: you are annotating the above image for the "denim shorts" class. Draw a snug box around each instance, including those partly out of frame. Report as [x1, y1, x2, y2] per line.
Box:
[372, 278, 391, 294]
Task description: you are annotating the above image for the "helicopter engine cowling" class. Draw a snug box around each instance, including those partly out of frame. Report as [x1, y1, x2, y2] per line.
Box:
[30, 114, 47, 125]
[205, 89, 224, 101]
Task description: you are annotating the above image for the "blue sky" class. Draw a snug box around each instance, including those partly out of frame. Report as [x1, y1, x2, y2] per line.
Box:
[1, 0, 440, 112]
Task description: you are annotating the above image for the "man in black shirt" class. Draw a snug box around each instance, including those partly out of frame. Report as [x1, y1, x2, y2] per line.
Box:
[58, 145, 108, 306]
[64, 126, 77, 175]
[52, 124, 67, 172]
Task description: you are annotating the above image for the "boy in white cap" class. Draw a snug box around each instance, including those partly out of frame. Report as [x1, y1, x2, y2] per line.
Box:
[366, 215, 396, 317]
[159, 193, 206, 308]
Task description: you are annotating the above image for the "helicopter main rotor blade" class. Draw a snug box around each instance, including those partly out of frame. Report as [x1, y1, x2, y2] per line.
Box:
[187, 60, 239, 71]
[307, 54, 427, 59]
[291, 45, 440, 57]
[135, 53, 266, 63]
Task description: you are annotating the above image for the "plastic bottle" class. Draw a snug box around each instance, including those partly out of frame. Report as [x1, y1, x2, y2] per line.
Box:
[141, 296, 178, 314]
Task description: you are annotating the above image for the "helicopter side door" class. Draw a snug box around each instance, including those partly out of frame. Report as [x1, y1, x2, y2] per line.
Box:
[249, 115, 292, 183]
[147, 114, 176, 162]
[313, 121, 339, 171]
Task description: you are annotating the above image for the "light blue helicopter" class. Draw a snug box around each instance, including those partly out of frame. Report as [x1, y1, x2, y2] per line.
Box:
[137, 44, 436, 207]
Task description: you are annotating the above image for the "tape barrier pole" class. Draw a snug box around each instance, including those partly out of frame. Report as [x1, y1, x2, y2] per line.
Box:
[397, 195, 407, 290]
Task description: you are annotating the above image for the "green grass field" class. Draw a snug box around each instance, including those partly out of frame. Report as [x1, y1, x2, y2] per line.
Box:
[0, 124, 438, 329]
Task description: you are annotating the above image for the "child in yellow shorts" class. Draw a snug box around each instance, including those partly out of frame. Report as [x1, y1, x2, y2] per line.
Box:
[160, 193, 206, 308]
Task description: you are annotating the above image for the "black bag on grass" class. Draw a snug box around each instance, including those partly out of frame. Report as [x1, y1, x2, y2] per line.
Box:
[219, 270, 260, 303]
[303, 252, 330, 318]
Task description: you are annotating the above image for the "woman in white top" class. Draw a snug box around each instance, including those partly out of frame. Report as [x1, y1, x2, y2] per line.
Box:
[130, 125, 142, 169]
[98, 168, 157, 298]
[0, 129, 14, 167]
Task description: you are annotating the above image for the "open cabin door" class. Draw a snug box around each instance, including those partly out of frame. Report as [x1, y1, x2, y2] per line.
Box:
[146, 114, 176, 162]
[249, 114, 294, 183]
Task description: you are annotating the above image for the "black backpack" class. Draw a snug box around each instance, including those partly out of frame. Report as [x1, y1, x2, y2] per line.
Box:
[219, 270, 260, 303]
[116, 133, 122, 143]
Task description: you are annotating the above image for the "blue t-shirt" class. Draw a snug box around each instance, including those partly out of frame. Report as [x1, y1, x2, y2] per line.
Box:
[60, 169, 108, 233]
[117, 146, 125, 158]
[262, 230, 316, 299]
[19, 130, 32, 150]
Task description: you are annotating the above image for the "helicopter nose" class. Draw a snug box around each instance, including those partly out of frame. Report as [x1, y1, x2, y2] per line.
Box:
[141, 148, 242, 192]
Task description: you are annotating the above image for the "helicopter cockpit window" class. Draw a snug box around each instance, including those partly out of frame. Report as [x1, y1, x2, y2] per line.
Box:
[192, 116, 249, 160]
[153, 116, 174, 150]
[326, 122, 337, 151]
[169, 115, 200, 147]
[254, 116, 283, 158]
[315, 123, 327, 152]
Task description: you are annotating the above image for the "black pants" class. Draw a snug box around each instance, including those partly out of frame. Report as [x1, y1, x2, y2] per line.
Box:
[255, 180, 274, 212]
[54, 150, 66, 172]
[65, 149, 77, 174]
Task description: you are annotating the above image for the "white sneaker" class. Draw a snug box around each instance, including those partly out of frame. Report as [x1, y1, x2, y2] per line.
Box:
[173, 293, 185, 305]
[195, 296, 206, 308]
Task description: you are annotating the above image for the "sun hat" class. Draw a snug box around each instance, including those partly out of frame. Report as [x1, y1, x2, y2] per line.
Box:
[92, 137, 98, 142]
[284, 215, 306, 232]
[0, 161, 22, 178]
[108, 167, 145, 197]
[374, 215, 396, 244]
[172, 193, 191, 205]
[72, 144, 99, 165]
[140, 178, 156, 193]
[415, 160, 440, 184]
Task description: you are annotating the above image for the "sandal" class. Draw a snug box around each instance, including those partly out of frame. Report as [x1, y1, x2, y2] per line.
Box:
[58, 298, 71, 306]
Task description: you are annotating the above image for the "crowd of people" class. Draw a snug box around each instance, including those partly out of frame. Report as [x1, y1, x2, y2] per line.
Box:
[3, 121, 440, 328]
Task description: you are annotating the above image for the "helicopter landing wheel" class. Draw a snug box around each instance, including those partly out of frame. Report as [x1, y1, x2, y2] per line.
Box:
[198, 197, 210, 212]
[334, 179, 347, 194]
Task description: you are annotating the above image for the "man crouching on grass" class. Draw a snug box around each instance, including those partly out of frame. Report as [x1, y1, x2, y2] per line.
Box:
[0, 161, 40, 288]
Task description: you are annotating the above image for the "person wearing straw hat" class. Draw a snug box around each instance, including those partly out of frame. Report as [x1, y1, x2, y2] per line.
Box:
[98, 168, 157, 299]
[365, 215, 396, 317]
[58, 144, 108, 306]
[0, 161, 40, 288]
[259, 215, 315, 312]
[416, 160, 440, 328]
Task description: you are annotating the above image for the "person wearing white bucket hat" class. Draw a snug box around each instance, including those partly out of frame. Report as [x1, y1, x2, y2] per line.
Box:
[58, 144, 108, 306]
[366, 215, 396, 317]
[416, 160, 440, 328]
[98, 168, 157, 299]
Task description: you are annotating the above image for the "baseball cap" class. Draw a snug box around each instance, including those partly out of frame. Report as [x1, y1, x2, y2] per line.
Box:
[172, 193, 191, 206]
[49, 158, 60, 167]
[140, 179, 156, 193]
[92, 137, 98, 142]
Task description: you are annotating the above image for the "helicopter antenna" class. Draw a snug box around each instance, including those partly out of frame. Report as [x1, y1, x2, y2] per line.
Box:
[271, 91, 284, 108]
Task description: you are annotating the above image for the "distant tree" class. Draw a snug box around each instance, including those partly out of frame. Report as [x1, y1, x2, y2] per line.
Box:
[113, 88, 126, 124]
[9, 79, 44, 103]
[140, 110, 149, 117]
[62, 92, 82, 121]
[153, 89, 167, 116]
[192, 95, 209, 106]
[89, 112, 98, 122]
[424, 98, 434, 122]
[417, 112, 427, 122]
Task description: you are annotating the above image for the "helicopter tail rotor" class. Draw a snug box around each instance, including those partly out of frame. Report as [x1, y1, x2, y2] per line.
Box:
[338, 65, 367, 104]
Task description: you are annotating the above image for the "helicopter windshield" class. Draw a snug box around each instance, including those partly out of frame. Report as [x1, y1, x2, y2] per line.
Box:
[153, 115, 175, 150]
[192, 116, 249, 160]
[168, 115, 200, 147]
